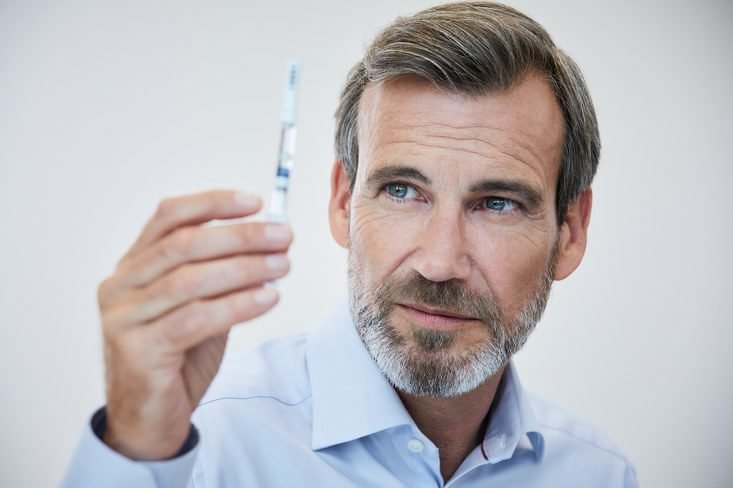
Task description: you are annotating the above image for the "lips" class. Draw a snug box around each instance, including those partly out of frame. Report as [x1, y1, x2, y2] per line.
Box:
[398, 302, 475, 320]
[394, 302, 479, 332]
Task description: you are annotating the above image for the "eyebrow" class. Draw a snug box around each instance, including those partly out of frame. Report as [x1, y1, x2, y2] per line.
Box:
[365, 164, 544, 210]
[365, 165, 431, 191]
[470, 179, 544, 210]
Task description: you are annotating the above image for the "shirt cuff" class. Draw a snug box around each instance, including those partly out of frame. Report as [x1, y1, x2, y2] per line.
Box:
[62, 407, 200, 488]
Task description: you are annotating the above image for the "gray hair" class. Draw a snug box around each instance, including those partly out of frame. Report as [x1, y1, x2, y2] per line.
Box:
[334, 1, 600, 222]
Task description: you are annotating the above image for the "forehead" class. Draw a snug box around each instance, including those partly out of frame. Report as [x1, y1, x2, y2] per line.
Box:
[356, 74, 565, 190]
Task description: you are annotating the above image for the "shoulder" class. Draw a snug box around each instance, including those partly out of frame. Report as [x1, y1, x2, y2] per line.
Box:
[190, 334, 317, 481]
[199, 332, 311, 408]
[529, 393, 637, 482]
[531, 393, 625, 457]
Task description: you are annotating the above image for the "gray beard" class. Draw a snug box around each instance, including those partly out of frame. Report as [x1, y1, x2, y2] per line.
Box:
[347, 249, 556, 398]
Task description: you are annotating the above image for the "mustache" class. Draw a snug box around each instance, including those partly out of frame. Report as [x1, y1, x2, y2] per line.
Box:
[372, 271, 502, 327]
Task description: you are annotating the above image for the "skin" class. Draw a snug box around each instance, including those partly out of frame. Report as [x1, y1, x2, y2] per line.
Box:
[329, 74, 592, 481]
[100, 191, 293, 459]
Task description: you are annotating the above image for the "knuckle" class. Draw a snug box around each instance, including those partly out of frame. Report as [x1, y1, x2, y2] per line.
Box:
[173, 228, 195, 254]
[185, 300, 206, 323]
[158, 241, 180, 263]
[161, 301, 205, 345]
[100, 303, 134, 336]
[220, 256, 247, 283]
[238, 225, 256, 248]
[155, 197, 176, 220]
[204, 190, 221, 207]
[97, 277, 113, 306]
[167, 266, 202, 299]
[158, 229, 193, 262]
[236, 260, 252, 283]
[98, 274, 129, 310]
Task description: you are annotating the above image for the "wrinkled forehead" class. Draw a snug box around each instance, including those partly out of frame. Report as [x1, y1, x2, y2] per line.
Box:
[355, 74, 566, 189]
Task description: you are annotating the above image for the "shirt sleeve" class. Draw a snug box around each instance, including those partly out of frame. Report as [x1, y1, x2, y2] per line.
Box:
[61, 407, 200, 488]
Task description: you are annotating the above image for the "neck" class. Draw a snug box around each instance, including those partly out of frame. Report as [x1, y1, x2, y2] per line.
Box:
[397, 364, 507, 483]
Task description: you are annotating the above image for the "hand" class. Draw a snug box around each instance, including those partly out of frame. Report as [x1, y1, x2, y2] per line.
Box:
[98, 190, 292, 460]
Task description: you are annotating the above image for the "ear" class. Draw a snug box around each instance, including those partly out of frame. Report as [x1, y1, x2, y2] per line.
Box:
[554, 188, 592, 281]
[328, 160, 351, 248]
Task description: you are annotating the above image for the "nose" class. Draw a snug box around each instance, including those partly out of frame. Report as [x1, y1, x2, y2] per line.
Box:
[410, 209, 472, 282]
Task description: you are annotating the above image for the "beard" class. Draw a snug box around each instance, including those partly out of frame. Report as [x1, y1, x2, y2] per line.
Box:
[348, 246, 557, 398]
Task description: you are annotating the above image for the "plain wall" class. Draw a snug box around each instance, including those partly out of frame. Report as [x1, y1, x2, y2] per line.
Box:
[1, 0, 731, 486]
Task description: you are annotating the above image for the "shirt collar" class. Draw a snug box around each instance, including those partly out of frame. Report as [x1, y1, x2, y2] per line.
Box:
[306, 300, 545, 463]
[306, 300, 416, 450]
[481, 361, 545, 463]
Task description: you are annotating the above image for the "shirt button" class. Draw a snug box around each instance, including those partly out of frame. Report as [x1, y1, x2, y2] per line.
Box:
[407, 439, 424, 453]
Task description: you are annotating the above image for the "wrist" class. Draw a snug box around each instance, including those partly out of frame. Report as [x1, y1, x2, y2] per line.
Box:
[93, 407, 199, 461]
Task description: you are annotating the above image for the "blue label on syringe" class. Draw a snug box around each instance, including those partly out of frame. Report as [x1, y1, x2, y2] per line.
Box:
[267, 60, 301, 221]
[275, 175, 289, 191]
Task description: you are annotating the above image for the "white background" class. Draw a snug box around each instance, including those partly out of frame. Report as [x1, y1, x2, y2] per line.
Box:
[1, 0, 731, 486]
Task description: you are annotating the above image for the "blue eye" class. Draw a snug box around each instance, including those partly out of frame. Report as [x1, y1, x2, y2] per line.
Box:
[483, 197, 518, 213]
[386, 183, 416, 199]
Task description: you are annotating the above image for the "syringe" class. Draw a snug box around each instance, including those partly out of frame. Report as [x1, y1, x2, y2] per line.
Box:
[267, 60, 302, 222]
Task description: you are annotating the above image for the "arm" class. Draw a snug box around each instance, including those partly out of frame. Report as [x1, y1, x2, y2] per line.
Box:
[62, 408, 199, 488]
[63, 190, 292, 486]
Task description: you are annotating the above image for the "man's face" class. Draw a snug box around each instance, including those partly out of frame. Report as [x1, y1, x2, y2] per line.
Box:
[338, 74, 568, 397]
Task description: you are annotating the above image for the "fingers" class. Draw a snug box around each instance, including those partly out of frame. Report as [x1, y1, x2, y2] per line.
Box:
[106, 253, 290, 327]
[114, 221, 292, 291]
[147, 285, 281, 353]
[98, 189, 286, 460]
[124, 190, 262, 260]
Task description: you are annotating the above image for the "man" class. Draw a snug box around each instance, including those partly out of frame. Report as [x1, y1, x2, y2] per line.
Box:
[64, 2, 638, 486]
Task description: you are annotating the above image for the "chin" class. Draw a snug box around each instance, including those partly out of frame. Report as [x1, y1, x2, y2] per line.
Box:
[365, 319, 508, 398]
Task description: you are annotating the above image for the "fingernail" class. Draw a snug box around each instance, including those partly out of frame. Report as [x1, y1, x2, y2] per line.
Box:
[255, 288, 278, 305]
[265, 224, 291, 243]
[265, 254, 289, 271]
[234, 193, 260, 208]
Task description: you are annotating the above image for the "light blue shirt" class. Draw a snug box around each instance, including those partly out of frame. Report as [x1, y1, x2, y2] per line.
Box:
[63, 304, 638, 487]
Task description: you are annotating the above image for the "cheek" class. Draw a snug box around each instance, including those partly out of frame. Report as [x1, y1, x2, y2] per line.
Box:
[349, 200, 422, 281]
[471, 229, 552, 316]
